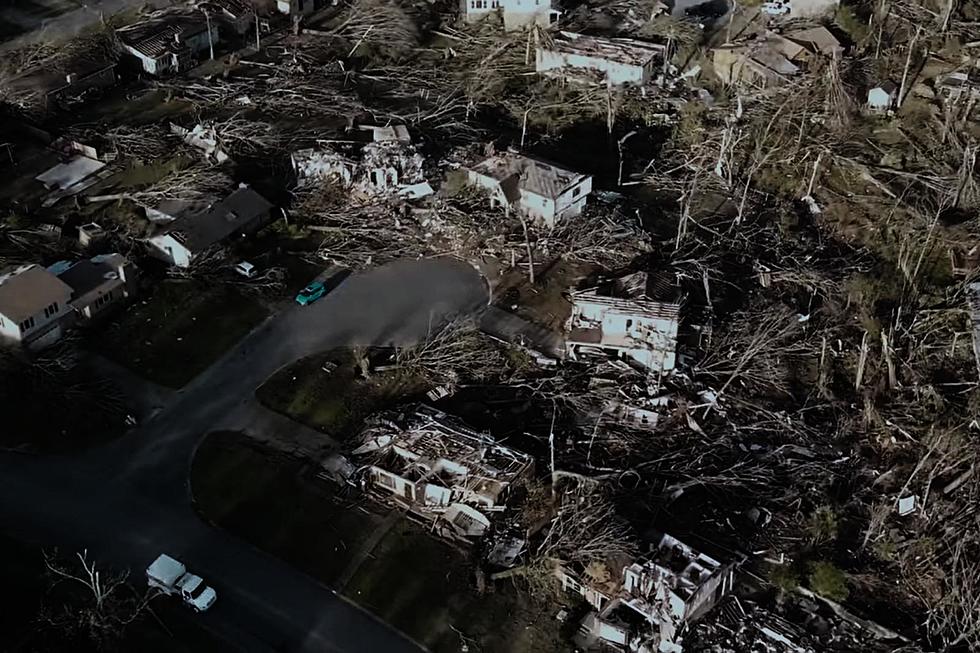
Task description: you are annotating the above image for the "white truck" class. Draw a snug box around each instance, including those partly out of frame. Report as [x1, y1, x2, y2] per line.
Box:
[146, 554, 217, 612]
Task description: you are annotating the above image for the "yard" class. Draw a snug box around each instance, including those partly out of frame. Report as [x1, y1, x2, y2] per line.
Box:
[191, 431, 567, 653]
[93, 280, 268, 388]
[255, 347, 429, 441]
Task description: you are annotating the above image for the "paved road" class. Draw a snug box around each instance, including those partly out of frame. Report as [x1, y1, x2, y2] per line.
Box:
[0, 258, 488, 652]
[0, 0, 169, 51]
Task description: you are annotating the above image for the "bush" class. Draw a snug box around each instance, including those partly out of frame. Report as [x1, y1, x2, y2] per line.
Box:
[768, 563, 800, 592]
[808, 561, 849, 601]
[806, 506, 839, 544]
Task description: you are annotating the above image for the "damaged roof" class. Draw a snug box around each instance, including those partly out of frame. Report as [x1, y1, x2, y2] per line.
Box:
[571, 290, 681, 322]
[116, 11, 210, 59]
[544, 31, 666, 67]
[471, 153, 590, 200]
[160, 186, 274, 253]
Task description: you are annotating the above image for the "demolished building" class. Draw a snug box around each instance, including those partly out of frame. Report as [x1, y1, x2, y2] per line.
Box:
[293, 124, 426, 197]
[465, 151, 593, 227]
[559, 533, 737, 652]
[352, 404, 534, 542]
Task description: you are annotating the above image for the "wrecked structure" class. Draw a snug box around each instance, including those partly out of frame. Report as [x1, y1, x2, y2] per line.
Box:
[293, 125, 427, 197]
[536, 31, 667, 86]
[559, 533, 737, 652]
[565, 288, 680, 375]
[712, 27, 842, 89]
[465, 151, 592, 227]
[352, 404, 534, 542]
[460, 0, 560, 30]
[146, 185, 279, 268]
[761, 0, 839, 18]
[116, 10, 220, 76]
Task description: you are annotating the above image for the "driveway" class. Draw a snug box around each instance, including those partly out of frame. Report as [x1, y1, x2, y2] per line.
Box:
[0, 258, 488, 652]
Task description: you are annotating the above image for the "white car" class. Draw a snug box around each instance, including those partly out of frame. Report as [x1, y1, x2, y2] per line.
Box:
[234, 261, 258, 278]
[175, 573, 218, 612]
[146, 554, 218, 613]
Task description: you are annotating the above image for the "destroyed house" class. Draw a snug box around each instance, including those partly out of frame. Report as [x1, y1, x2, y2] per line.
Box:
[116, 11, 219, 76]
[352, 404, 534, 541]
[460, 0, 559, 31]
[147, 185, 277, 268]
[566, 290, 680, 374]
[467, 152, 592, 227]
[193, 0, 256, 36]
[535, 31, 666, 86]
[560, 533, 737, 651]
[711, 42, 800, 89]
[938, 69, 980, 103]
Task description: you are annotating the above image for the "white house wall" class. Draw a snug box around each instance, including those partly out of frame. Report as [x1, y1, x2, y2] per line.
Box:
[0, 313, 22, 341]
[460, 0, 556, 29]
[148, 234, 193, 268]
[536, 49, 650, 85]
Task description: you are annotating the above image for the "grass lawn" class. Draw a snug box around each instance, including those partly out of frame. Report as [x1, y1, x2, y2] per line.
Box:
[191, 432, 566, 653]
[95, 280, 268, 388]
[256, 348, 429, 441]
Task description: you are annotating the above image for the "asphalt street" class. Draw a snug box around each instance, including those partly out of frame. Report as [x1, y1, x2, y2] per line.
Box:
[0, 258, 488, 652]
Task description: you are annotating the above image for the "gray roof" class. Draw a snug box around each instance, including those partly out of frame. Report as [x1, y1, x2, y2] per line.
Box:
[0, 265, 73, 323]
[56, 253, 126, 298]
[163, 186, 275, 253]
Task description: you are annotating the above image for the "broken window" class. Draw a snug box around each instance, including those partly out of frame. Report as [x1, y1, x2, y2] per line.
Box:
[376, 471, 396, 489]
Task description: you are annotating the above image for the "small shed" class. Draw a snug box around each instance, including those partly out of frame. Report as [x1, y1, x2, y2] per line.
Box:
[867, 80, 898, 112]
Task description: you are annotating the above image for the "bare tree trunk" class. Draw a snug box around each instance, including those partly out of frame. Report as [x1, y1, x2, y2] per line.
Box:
[519, 214, 535, 284]
[897, 26, 922, 109]
[855, 330, 869, 390]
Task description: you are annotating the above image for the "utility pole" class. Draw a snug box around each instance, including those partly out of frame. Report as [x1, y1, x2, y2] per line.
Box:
[254, 12, 260, 51]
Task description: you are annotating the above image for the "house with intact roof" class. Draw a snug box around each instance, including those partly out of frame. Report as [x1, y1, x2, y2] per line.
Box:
[465, 152, 593, 227]
[49, 254, 137, 321]
[0, 265, 74, 348]
[146, 185, 278, 268]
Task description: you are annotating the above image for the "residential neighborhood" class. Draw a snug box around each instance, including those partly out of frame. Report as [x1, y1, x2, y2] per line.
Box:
[0, 0, 978, 652]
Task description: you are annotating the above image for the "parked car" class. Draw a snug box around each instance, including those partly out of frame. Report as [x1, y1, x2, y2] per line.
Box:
[146, 554, 217, 612]
[234, 261, 257, 278]
[295, 281, 327, 306]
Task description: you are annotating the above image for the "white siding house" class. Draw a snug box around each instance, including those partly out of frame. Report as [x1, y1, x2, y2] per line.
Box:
[0, 265, 74, 348]
[466, 152, 592, 227]
[536, 31, 666, 86]
[566, 290, 680, 373]
[867, 81, 898, 112]
[460, 0, 559, 30]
